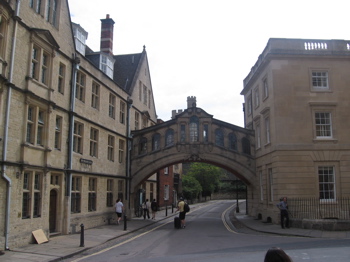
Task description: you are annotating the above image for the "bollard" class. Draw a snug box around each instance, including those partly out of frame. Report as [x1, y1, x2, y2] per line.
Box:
[123, 215, 127, 231]
[165, 205, 168, 216]
[80, 224, 85, 247]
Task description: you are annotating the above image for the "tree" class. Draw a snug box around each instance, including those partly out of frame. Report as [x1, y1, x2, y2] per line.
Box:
[182, 175, 202, 201]
[186, 163, 224, 198]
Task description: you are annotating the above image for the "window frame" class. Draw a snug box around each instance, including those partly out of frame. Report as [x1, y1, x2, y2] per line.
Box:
[26, 104, 47, 147]
[54, 115, 62, 150]
[91, 81, 100, 110]
[311, 70, 329, 90]
[118, 139, 125, 163]
[89, 127, 99, 157]
[107, 135, 115, 162]
[73, 121, 84, 154]
[318, 166, 336, 201]
[75, 71, 86, 102]
[71, 176, 81, 213]
[109, 93, 116, 119]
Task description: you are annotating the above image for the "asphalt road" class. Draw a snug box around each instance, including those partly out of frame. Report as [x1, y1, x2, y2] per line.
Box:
[66, 200, 350, 262]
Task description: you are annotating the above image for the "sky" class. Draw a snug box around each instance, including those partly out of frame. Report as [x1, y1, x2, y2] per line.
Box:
[68, 0, 348, 127]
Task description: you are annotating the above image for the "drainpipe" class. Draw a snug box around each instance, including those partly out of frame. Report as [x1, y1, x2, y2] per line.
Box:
[65, 54, 79, 233]
[125, 97, 133, 210]
[1, 0, 21, 250]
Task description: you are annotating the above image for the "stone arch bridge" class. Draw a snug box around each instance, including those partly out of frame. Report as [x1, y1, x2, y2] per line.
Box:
[129, 104, 257, 213]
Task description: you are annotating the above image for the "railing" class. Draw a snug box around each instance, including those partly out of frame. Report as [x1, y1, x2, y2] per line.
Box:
[287, 197, 350, 220]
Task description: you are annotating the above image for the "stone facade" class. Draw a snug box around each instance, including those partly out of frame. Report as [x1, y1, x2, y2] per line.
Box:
[0, 0, 157, 249]
[241, 38, 350, 224]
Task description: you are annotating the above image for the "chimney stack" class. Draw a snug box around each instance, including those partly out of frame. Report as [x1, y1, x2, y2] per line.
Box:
[100, 14, 115, 55]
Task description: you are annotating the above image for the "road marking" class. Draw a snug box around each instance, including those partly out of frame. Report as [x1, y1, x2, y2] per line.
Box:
[221, 204, 239, 234]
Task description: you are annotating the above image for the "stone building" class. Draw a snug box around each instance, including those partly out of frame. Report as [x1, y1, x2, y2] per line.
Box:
[241, 38, 350, 223]
[0, 0, 157, 249]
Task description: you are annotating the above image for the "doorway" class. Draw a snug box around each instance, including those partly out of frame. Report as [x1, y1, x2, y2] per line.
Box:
[49, 189, 57, 233]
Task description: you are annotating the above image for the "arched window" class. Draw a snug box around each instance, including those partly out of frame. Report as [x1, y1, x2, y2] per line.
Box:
[189, 116, 199, 142]
[139, 137, 147, 154]
[152, 133, 160, 151]
[215, 128, 224, 147]
[165, 129, 174, 147]
[242, 137, 251, 155]
[228, 133, 237, 151]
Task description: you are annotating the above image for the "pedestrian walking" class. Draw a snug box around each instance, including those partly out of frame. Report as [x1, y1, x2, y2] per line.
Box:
[115, 198, 124, 225]
[151, 199, 158, 219]
[276, 197, 289, 228]
[176, 197, 186, 229]
[142, 199, 150, 219]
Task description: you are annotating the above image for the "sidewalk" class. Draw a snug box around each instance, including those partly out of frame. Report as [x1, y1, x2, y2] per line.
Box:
[1, 201, 349, 262]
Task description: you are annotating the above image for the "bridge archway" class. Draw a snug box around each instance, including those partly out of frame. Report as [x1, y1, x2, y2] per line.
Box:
[130, 105, 256, 208]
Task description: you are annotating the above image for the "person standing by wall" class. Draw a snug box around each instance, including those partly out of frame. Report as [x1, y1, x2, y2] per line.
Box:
[115, 198, 124, 225]
[276, 197, 289, 229]
[151, 199, 158, 220]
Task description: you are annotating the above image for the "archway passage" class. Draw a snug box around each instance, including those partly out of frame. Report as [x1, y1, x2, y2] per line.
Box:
[130, 106, 256, 196]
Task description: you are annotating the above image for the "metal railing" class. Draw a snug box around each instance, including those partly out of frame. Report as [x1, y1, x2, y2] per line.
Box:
[287, 197, 350, 220]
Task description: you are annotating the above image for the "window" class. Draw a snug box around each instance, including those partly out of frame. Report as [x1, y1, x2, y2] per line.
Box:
[91, 82, 100, 109]
[143, 85, 147, 105]
[118, 180, 124, 199]
[88, 178, 97, 212]
[180, 124, 186, 142]
[228, 133, 237, 151]
[118, 139, 124, 163]
[215, 128, 224, 147]
[142, 115, 147, 128]
[254, 88, 259, 108]
[259, 171, 263, 201]
[0, 10, 9, 59]
[263, 78, 269, 99]
[148, 90, 151, 108]
[31, 45, 50, 85]
[135, 112, 140, 130]
[152, 133, 160, 151]
[54, 116, 62, 150]
[203, 124, 209, 142]
[58, 63, 65, 94]
[106, 179, 113, 207]
[318, 166, 335, 200]
[46, 0, 59, 27]
[164, 167, 169, 175]
[189, 116, 199, 142]
[315, 112, 332, 138]
[107, 135, 115, 161]
[247, 95, 252, 115]
[72, 23, 87, 55]
[100, 54, 114, 78]
[71, 176, 81, 213]
[268, 168, 273, 201]
[312, 71, 328, 89]
[90, 128, 99, 157]
[165, 129, 174, 147]
[26, 105, 46, 146]
[50, 174, 60, 185]
[22, 172, 42, 219]
[164, 185, 169, 200]
[139, 81, 142, 101]
[73, 121, 83, 154]
[256, 124, 261, 149]
[119, 101, 125, 124]
[139, 137, 147, 154]
[75, 71, 85, 102]
[109, 93, 116, 119]
[265, 117, 270, 144]
[30, 0, 42, 14]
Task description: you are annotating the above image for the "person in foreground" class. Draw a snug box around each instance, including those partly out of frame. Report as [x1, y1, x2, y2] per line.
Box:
[176, 197, 186, 228]
[115, 198, 124, 225]
[264, 247, 293, 262]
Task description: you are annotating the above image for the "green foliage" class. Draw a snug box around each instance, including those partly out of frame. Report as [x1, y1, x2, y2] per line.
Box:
[182, 175, 202, 200]
[186, 163, 224, 197]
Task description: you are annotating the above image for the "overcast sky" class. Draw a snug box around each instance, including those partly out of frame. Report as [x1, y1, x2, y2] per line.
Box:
[68, 0, 348, 127]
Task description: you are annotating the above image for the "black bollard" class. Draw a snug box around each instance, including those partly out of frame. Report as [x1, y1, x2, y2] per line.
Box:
[165, 205, 168, 216]
[80, 224, 85, 247]
[123, 215, 127, 231]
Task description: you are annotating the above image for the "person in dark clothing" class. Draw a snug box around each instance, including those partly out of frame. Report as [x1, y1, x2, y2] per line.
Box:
[264, 247, 293, 262]
[276, 197, 289, 228]
[151, 199, 158, 220]
[142, 199, 150, 219]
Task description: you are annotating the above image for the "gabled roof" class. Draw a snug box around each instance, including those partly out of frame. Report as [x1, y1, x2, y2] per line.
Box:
[29, 28, 60, 49]
[113, 52, 142, 92]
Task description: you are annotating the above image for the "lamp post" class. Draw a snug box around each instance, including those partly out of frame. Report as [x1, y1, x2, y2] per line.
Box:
[236, 178, 240, 213]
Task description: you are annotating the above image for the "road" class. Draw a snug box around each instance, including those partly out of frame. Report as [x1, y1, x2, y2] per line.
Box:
[66, 200, 350, 262]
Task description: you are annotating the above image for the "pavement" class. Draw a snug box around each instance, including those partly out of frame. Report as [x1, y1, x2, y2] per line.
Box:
[1, 200, 349, 262]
